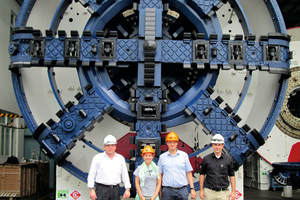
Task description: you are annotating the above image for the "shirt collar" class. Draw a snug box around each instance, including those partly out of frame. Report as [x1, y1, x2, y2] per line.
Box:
[104, 151, 117, 158]
[167, 149, 180, 156]
[212, 153, 224, 159]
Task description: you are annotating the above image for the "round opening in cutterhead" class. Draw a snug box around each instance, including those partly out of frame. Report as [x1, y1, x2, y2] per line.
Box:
[287, 87, 300, 118]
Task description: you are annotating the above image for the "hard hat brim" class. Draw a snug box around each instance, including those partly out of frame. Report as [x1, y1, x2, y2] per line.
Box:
[142, 152, 155, 156]
[211, 141, 224, 144]
[104, 142, 117, 145]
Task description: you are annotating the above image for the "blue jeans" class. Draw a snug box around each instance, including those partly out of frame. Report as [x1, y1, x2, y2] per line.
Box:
[161, 186, 189, 200]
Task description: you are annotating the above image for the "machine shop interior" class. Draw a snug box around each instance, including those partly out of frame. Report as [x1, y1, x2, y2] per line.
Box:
[1, 0, 300, 200]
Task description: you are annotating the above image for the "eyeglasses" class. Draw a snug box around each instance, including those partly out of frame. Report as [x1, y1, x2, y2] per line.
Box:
[105, 144, 116, 147]
[211, 139, 223, 142]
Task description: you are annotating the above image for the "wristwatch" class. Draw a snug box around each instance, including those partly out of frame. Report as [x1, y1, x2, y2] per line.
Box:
[190, 188, 194, 190]
[89, 187, 95, 191]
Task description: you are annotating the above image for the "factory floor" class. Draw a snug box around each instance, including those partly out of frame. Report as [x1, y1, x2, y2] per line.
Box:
[5, 187, 299, 200]
[244, 187, 300, 199]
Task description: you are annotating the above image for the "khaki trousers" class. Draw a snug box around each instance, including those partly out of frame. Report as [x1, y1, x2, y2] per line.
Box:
[204, 188, 230, 200]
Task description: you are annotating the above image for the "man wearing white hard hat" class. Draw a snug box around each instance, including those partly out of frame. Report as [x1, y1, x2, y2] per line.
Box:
[87, 135, 131, 200]
[199, 134, 236, 200]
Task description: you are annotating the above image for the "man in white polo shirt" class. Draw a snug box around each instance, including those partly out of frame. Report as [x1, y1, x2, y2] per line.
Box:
[87, 134, 131, 200]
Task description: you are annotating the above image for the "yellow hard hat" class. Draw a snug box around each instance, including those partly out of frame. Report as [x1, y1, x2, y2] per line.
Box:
[142, 145, 155, 156]
[166, 131, 179, 142]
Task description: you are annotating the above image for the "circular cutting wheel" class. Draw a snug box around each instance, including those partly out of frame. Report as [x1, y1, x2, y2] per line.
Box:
[10, 0, 290, 191]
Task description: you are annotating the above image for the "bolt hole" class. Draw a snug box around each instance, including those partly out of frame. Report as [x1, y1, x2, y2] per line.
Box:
[69, 18, 73, 22]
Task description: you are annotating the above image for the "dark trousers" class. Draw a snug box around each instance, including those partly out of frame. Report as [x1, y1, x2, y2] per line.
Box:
[95, 183, 120, 200]
[161, 186, 189, 200]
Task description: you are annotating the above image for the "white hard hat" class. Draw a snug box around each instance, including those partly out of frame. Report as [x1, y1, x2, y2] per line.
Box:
[211, 134, 224, 144]
[103, 135, 117, 145]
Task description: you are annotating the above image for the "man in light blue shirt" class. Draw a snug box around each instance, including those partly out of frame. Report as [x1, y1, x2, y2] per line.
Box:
[158, 132, 197, 200]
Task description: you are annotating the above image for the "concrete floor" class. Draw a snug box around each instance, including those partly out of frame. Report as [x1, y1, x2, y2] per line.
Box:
[4, 187, 298, 200]
[244, 187, 300, 200]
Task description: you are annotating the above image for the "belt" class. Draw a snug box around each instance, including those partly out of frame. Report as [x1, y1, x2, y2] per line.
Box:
[164, 185, 187, 190]
[208, 188, 229, 192]
[97, 183, 119, 188]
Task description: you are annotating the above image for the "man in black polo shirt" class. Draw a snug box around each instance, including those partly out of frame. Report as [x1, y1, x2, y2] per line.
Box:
[199, 134, 236, 200]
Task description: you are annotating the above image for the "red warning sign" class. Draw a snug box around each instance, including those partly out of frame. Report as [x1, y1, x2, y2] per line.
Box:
[70, 190, 81, 200]
[235, 190, 242, 199]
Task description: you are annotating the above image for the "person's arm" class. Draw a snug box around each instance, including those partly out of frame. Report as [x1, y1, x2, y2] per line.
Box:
[229, 176, 236, 200]
[157, 157, 163, 200]
[186, 171, 197, 199]
[89, 189, 96, 200]
[122, 188, 130, 200]
[183, 152, 197, 199]
[228, 156, 236, 200]
[87, 156, 97, 200]
[199, 156, 207, 200]
[135, 176, 146, 200]
[121, 158, 131, 199]
[159, 174, 163, 200]
[199, 174, 205, 200]
[151, 173, 162, 200]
